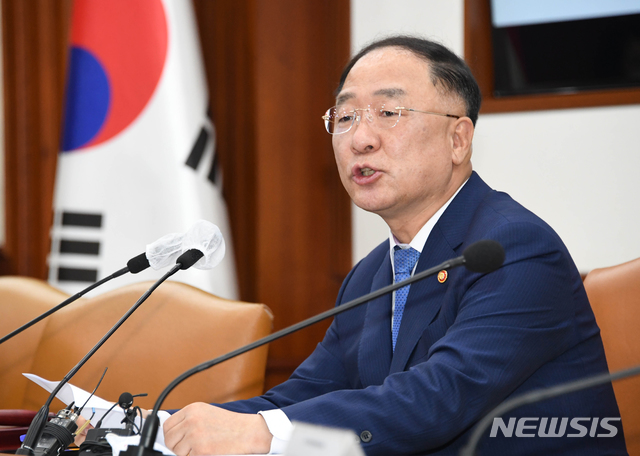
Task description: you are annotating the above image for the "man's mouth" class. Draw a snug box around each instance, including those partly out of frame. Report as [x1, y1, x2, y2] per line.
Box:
[361, 167, 375, 177]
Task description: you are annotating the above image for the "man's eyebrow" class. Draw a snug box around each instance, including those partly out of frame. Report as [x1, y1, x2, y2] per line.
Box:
[373, 88, 406, 98]
[335, 92, 355, 106]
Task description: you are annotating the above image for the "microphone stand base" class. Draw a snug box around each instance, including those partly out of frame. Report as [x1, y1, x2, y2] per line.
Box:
[79, 428, 135, 456]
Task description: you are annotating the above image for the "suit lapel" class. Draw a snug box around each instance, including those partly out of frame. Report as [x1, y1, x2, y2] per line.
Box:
[390, 225, 456, 373]
[387, 172, 493, 373]
[358, 251, 394, 387]
[357, 173, 494, 378]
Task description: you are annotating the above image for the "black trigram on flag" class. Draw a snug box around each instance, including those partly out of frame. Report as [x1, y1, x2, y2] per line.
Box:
[51, 211, 103, 283]
[185, 108, 220, 186]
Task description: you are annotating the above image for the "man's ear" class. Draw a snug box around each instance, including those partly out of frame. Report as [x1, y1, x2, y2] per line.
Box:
[451, 117, 474, 165]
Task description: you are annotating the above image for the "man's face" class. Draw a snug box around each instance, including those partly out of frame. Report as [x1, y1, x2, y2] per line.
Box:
[332, 47, 466, 227]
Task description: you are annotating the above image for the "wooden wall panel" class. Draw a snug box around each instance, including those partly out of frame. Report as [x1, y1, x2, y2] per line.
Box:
[193, 0, 259, 303]
[4, 0, 352, 392]
[194, 0, 352, 389]
[252, 1, 352, 388]
[2, 0, 72, 278]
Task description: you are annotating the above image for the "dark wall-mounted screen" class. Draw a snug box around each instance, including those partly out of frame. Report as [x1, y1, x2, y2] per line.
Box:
[490, 2, 640, 97]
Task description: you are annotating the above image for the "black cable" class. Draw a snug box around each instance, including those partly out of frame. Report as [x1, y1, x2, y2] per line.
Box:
[77, 367, 108, 415]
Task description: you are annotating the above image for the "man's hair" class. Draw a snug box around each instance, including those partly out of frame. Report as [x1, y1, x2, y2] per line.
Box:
[337, 35, 482, 126]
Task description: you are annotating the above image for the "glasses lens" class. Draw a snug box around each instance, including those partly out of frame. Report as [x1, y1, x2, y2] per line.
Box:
[325, 106, 356, 135]
[375, 105, 401, 129]
[323, 105, 401, 134]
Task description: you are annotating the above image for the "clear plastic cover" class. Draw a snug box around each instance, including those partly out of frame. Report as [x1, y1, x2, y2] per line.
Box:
[181, 219, 225, 270]
[145, 232, 185, 270]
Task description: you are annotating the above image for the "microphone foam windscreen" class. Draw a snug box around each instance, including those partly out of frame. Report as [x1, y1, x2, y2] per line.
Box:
[463, 240, 505, 273]
[127, 253, 150, 274]
[118, 392, 134, 409]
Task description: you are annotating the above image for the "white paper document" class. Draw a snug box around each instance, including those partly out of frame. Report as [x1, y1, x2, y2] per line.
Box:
[23, 373, 173, 455]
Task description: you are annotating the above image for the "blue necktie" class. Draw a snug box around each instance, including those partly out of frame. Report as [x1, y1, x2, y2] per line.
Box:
[392, 246, 420, 351]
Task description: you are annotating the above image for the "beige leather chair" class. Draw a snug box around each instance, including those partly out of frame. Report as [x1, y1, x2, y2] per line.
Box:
[584, 258, 640, 456]
[0, 276, 273, 413]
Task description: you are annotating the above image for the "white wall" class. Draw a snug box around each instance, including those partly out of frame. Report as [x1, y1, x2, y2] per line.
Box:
[350, 0, 640, 272]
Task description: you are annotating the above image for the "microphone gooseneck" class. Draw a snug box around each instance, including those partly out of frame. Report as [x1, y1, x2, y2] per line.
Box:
[16, 264, 184, 456]
[12, 224, 217, 455]
[459, 364, 640, 456]
[1, 228, 188, 346]
[0, 265, 128, 345]
[124, 240, 505, 456]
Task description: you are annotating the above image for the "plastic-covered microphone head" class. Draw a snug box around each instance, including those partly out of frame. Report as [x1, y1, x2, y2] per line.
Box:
[127, 253, 150, 274]
[180, 220, 225, 270]
[176, 249, 205, 270]
[146, 232, 186, 270]
[463, 240, 505, 273]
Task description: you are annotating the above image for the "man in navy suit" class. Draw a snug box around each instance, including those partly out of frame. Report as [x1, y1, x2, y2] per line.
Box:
[162, 36, 627, 455]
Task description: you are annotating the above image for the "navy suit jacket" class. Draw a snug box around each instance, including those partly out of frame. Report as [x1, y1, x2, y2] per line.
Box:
[220, 172, 627, 455]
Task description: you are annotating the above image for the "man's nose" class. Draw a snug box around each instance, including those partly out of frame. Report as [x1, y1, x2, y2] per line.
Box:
[350, 110, 380, 153]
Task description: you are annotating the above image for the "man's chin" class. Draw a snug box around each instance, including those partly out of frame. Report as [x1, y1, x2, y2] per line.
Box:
[353, 199, 392, 217]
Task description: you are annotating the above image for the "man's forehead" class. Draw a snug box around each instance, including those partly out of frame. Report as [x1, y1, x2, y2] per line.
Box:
[336, 88, 407, 105]
[336, 47, 433, 103]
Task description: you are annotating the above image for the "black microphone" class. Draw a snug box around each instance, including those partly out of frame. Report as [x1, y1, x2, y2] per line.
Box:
[175, 249, 205, 270]
[0, 232, 187, 345]
[122, 239, 505, 456]
[459, 364, 638, 456]
[118, 392, 135, 410]
[94, 392, 137, 430]
[79, 392, 148, 456]
[15, 228, 218, 456]
[462, 239, 505, 273]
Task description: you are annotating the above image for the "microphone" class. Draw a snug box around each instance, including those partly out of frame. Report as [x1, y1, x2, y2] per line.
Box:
[177, 219, 226, 270]
[123, 239, 505, 456]
[458, 364, 637, 456]
[118, 392, 135, 410]
[0, 231, 186, 345]
[93, 392, 139, 430]
[79, 392, 148, 456]
[16, 226, 223, 456]
[462, 239, 505, 273]
[171, 220, 225, 271]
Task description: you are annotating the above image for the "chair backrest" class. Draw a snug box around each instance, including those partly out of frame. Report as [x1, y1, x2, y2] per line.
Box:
[0, 276, 273, 412]
[584, 258, 640, 455]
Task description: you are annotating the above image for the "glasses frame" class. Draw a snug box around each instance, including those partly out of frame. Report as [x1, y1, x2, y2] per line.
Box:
[322, 105, 461, 135]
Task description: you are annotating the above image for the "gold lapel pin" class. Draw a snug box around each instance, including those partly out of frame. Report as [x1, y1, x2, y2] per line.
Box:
[437, 270, 448, 283]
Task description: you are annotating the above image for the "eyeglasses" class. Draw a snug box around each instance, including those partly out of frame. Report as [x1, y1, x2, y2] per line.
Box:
[322, 104, 460, 135]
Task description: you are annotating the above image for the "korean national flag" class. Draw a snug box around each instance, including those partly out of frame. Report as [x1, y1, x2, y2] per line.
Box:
[48, 0, 238, 298]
